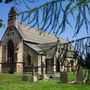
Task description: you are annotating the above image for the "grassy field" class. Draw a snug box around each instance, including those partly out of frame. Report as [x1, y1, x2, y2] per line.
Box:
[0, 74, 90, 90]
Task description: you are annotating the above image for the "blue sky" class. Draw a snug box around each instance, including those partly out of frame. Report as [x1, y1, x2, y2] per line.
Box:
[0, 2, 13, 39]
[0, 1, 89, 41]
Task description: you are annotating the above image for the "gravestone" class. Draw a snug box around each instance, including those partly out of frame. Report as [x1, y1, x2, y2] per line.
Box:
[76, 67, 84, 83]
[30, 63, 38, 82]
[50, 73, 60, 80]
[85, 69, 90, 83]
[22, 74, 30, 81]
[60, 70, 68, 83]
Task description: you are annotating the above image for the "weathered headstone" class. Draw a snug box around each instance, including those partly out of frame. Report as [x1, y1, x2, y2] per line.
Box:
[30, 75, 38, 82]
[22, 74, 30, 81]
[82, 68, 90, 84]
[50, 73, 60, 80]
[76, 67, 84, 83]
[60, 70, 68, 83]
[30, 63, 38, 82]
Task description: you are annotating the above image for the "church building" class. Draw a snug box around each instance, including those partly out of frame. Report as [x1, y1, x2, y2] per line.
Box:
[0, 7, 73, 74]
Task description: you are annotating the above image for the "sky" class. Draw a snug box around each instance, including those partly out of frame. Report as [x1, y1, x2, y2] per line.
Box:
[0, 1, 90, 41]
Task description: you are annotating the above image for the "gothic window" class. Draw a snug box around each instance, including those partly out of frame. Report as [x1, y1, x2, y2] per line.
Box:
[7, 39, 15, 74]
[7, 39, 14, 63]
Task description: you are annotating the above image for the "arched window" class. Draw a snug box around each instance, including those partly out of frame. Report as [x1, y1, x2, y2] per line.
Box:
[7, 39, 15, 74]
[7, 39, 14, 63]
[27, 55, 31, 66]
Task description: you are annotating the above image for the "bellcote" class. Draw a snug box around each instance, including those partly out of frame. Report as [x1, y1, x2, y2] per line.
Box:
[8, 7, 18, 26]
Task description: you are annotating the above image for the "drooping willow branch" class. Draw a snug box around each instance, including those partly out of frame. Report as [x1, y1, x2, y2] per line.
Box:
[13, 0, 90, 36]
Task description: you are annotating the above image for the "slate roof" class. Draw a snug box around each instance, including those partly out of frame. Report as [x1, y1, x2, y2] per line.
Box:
[24, 42, 56, 59]
[37, 42, 56, 58]
[25, 42, 74, 59]
[24, 42, 43, 54]
[15, 24, 68, 44]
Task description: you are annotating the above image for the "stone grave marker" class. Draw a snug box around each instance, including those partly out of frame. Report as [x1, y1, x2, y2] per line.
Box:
[60, 70, 68, 83]
[30, 63, 38, 82]
[22, 74, 30, 81]
[76, 67, 84, 83]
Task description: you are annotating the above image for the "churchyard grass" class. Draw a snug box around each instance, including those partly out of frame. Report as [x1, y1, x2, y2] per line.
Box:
[0, 74, 90, 90]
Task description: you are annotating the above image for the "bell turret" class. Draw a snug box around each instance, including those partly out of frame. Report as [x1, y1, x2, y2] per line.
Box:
[8, 7, 18, 26]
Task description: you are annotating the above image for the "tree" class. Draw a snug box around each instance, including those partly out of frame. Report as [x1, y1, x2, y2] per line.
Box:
[15, 0, 90, 37]
[0, 0, 13, 3]
[0, 0, 13, 27]
[0, 0, 90, 37]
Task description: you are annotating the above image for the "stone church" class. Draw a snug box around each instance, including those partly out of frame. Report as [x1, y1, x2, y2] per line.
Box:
[0, 7, 75, 74]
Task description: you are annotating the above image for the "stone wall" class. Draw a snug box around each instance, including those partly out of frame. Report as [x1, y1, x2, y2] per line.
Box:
[16, 42, 24, 74]
[23, 43, 38, 73]
[1, 26, 22, 73]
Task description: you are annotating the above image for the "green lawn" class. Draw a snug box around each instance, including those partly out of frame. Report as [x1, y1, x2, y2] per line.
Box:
[0, 74, 90, 90]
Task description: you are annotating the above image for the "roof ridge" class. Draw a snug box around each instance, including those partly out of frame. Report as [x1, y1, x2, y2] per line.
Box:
[15, 24, 67, 44]
[19, 24, 58, 37]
